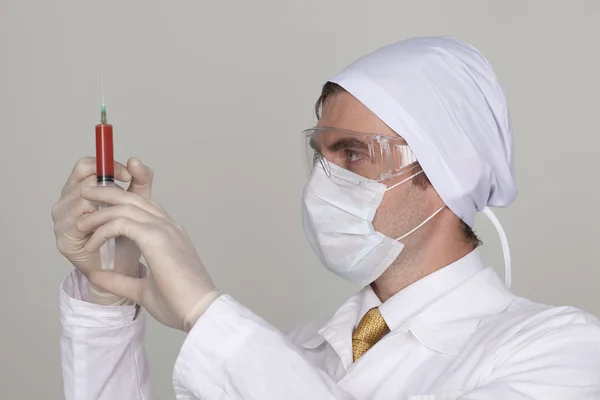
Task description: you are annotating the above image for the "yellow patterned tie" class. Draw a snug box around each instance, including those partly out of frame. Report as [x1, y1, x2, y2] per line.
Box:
[352, 307, 390, 362]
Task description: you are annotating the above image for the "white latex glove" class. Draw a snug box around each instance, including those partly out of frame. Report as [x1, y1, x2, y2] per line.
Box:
[52, 157, 154, 304]
[77, 186, 220, 331]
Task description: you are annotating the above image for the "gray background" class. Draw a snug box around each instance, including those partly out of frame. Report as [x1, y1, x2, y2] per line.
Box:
[1, 0, 599, 398]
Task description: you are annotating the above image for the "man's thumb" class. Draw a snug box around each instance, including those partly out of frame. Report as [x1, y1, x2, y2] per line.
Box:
[126, 157, 153, 198]
[89, 271, 144, 305]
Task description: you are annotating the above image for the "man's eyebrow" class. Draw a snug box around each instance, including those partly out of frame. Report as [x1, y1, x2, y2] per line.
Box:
[327, 138, 369, 152]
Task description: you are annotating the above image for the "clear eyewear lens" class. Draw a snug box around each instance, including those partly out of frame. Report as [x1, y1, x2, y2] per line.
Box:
[303, 127, 417, 181]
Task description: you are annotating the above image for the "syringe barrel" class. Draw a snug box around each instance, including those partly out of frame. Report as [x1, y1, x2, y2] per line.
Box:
[95, 123, 114, 182]
[97, 180, 117, 270]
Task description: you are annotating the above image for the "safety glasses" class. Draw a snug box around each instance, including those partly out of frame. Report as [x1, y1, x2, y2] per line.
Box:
[302, 126, 418, 182]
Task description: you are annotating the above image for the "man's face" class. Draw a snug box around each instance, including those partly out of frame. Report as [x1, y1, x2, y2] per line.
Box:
[316, 91, 439, 245]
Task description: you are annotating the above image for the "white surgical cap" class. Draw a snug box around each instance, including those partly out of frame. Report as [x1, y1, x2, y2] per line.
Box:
[330, 36, 517, 286]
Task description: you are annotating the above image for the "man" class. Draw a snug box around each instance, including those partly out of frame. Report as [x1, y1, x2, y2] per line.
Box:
[53, 36, 600, 399]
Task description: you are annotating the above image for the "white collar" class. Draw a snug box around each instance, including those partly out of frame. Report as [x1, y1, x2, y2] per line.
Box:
[302, 249, 516, 368]
[380, 249, 486, 331]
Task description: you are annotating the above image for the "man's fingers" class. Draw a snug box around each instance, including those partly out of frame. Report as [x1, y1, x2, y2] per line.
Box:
[126, 158, 153, 198]
[88, 271, 145, 304]
[114, 161, 133, 183]
[63, 157, 131, 194]
[53, 197, 98, 238]
[84, 217, 146, 252]
[66, 157, 96, 187]
[77, 204, 155, 235]
[61, 174, 97, 199]
[80, 186, 163, 217]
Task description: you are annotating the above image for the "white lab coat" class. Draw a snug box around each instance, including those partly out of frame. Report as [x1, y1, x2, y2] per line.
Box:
[60, 250, 600, 399]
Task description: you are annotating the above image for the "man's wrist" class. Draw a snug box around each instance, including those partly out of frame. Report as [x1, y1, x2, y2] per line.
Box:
[86, 284, 131, 306]
[183, 291, 222, 332]
[85, 264, 141, 306]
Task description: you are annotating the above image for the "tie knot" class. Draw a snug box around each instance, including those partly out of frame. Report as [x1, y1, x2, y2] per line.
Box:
[352, 307, 390, 361]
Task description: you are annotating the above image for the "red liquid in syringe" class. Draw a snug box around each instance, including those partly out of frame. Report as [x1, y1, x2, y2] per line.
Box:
[95, 121, 114, 183]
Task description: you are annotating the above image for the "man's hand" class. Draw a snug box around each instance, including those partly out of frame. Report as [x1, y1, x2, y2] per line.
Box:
[76, 186, 219, 331]
[52, 157, 154, 303]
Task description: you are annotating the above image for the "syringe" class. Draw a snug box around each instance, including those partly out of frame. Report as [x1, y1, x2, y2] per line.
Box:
[96, 70, 115, 270]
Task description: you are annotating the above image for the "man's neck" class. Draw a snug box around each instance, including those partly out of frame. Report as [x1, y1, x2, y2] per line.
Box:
[371, 222, 474, 303]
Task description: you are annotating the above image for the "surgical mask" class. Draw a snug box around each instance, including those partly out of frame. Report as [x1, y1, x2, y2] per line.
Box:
[302, 162, 445, 286]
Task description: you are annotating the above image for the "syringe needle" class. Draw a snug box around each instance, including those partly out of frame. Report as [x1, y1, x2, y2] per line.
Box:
[101, 68, 104, 107]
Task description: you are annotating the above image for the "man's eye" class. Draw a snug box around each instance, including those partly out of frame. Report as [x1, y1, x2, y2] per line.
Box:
[347, 150, 364, 162]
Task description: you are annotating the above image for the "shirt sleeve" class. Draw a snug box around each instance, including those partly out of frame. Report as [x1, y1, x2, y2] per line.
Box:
[60, 269, 150, 400]
[172, 294, 355, 400]
[458, 316, 600, 400]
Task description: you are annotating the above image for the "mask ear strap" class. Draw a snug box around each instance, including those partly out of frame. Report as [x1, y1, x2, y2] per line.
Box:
[386, 169, 424, 191]
[482, 207, 511, 289]
[396, 206, 446, 241]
